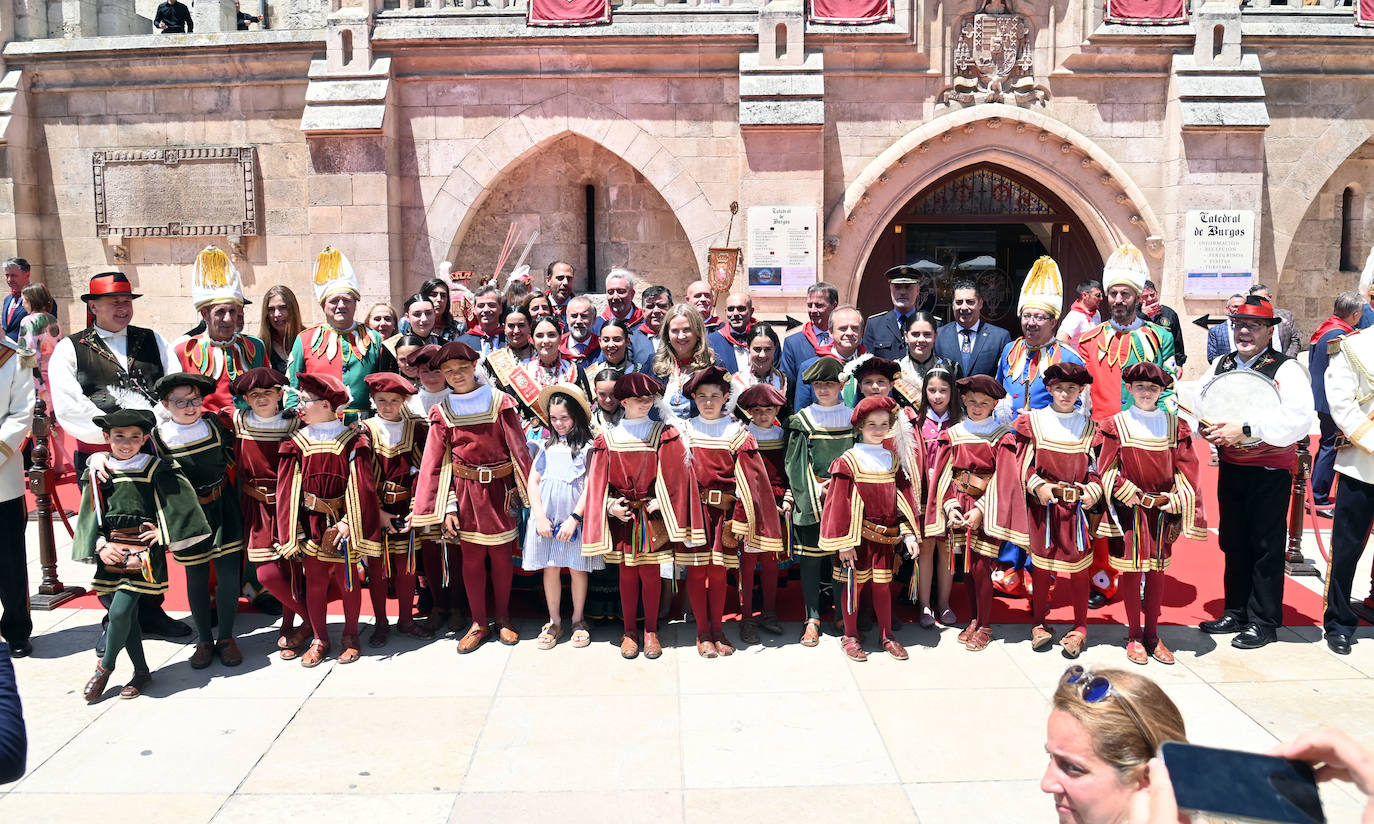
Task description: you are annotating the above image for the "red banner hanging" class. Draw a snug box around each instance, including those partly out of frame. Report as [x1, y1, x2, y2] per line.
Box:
[527, 0, 610, 27]
[1358, 0, 1373, 27]
[1104, 0, 1187, 25]
[808, 0, 893, 25]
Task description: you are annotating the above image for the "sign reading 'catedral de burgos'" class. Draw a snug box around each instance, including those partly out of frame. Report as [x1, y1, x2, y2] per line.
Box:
[746, 206, 817, 293]
[1182, 209, 1256, 298]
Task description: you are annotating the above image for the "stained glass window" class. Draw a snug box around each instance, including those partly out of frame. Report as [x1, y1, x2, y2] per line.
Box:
[906, 168, 1056, 217]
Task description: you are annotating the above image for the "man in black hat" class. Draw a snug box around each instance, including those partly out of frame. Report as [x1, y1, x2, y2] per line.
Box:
[862, 265, 925, 361]
[48, 272, 190, 648]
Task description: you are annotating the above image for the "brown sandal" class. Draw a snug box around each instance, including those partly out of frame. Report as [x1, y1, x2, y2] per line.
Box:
[965, 628, 992, 652]
[1030, 625, 1054, 651]
[643, 632, 662, 659]
[83, 663, 113, 704]
[396, 621, 435, 640]
[800, 619, 822, 647]
[570, 621, 592, 649]
[120, 669, 152, 699]
[536, 622, 562, 651]
[1126, 639, 1148, 665]
[841, 635, 867, 662]
[337, 634, 361, 664]
[1060, 630, 1086, 659]
[882, 636, 909, 660]
[620, 633, 640, 659]
[457, 624, 489, 654]
[1146, 637, 1175, 665]
[300, 639, 330, 668]
[278, 625, 313, 660]
[958, 622, 979, 645]
[696, 636, 718, 659]
[495, 619, 520, 646]
[713, 635, 735, 657]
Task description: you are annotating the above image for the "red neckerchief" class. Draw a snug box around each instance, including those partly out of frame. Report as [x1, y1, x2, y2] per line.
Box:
[560, 330, 599, 363]
[717, 321, 755, 349]
[702, 314, 721, 329]
[600, 304, 645, 327]
[803, 322, 834, 357]
[470, 325, 501, 339]
[1069, 298, 1096, 318]
[1310, 315, 1355, 347]
[636, 321, 659, 338]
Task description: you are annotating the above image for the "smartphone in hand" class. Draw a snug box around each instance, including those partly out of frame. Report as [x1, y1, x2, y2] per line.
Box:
[1160, 741, 1325, 824]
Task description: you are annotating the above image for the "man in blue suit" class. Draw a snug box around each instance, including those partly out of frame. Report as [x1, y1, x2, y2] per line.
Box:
[780, 282, 839, 388]
[1, 259, 31, 342]
[1206, 294, 1245, 363]
[861, 265, 922, 361]
[934, 279, 1010, 378]
[706, 292, 755, 373]
[792, 305, 865, 410]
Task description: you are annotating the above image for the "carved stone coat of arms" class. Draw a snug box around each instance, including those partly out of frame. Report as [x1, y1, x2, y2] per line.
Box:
[939, 2, 1049, 106]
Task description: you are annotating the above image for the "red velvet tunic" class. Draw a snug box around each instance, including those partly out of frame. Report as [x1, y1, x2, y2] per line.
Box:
[1014, 410, 1103, 574]
[362, 415, 427, 556]
[677, 418, 783, 568]
[747, 423, 790, 552]
[1096, 410, 1207, 572]
[925, 421, 1029, 559]
[581, 419, 705, 567]
[228, 408, 298, 562]
[276, 424, 383, 561]
[819, 448, 921, 584]
[410, 386, 533, 547]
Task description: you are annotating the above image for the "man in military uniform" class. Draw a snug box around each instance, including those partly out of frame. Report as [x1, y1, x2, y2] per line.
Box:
[168, 246, 265, 414]
[0, 335, 34, 656]
[861, 265, 923, 361]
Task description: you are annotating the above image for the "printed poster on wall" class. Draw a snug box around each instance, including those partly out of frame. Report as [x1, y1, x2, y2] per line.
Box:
[746, 206, 817, 292]
[1182, 209, 1255, 298]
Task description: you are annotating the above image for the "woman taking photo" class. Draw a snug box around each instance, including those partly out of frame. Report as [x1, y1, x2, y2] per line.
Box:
[651, 305, 720, 420]
[260, 285, 304, 374]
[1042, 667, 1187, 824]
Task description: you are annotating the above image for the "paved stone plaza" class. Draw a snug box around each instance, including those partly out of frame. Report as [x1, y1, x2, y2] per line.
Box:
[3, 521, 1373, 823]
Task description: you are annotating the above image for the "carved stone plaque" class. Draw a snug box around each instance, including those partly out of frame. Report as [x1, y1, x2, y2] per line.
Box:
[92, 146, 258, 238]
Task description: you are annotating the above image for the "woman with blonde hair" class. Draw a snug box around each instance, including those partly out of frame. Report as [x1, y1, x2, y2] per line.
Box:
[651, 304, 718, 419]
[1042, 666, 1187, 824]
[259, 285, 304, 374]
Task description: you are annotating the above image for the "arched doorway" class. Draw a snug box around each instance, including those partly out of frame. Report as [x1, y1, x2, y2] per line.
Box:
[856, 162, 1106, 333]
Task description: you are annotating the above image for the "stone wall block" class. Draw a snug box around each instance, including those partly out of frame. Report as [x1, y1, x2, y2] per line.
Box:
[458, 146, 501, 190]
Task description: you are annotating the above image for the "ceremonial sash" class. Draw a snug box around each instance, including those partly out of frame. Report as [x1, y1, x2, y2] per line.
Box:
[486, 348, 544, 413]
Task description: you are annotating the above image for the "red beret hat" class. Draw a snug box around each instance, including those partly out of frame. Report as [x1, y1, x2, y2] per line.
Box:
[1042, 362, 1093, 387]
[405, 343, 440, 369]
[429, 340, 480, 369]
[612, 371, 665, 400]
[230, 366, 288, 396]
[737, 383, 786, 409]
[1121, 362, 1173, 388]
[850, 395, 898, 427]
[295, 372, 350, 410]
[956, 374, 1007, 400]
[683, 365, 732, 396]
[364, 372, 417, 397]
[853, 357, 901, 382]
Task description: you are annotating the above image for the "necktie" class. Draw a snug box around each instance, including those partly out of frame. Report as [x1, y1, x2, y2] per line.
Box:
[961, 328, 974, 354]
[817, 331, 830, 346]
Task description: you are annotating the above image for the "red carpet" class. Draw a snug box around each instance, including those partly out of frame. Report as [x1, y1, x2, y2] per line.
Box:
[34, 435, 1328, 627]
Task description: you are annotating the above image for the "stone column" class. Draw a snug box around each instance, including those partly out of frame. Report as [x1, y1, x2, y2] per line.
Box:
[192, 0, 239, 32]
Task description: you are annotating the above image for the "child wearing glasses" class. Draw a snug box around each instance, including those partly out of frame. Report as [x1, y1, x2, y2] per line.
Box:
[1095, 362, 1206, 665]
[1013, 363, 1102, 659]
[820, 396, 922, 662]
[926, 375, 1029, 652]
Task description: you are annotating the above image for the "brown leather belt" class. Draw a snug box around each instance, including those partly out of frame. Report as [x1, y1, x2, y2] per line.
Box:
[952, 470, 992, 499]
[1138, 493, 1171, 509]
[452, 461, 514, 484]
[302, 492, 344, 521]
[380, 480, 411, 505]
[704, 488, 736, 511]
[860, 520, 903, 545]
[1047, 483, 1085, 504]
[196, 477, 230, 505]
[106, 526, 152, 571]
[242, 483, 276, 505]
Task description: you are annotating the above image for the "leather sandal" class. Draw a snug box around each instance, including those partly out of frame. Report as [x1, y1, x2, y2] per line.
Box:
[643, 632, 663, 659]
[120, 669, 152, 699]
[216, 638, 244, 667]
[190, 642, 215, 670]
[800, 619, 822, 647]
[337, 634, 361, 664]
[300, 639, 330, 668]
[536, 622, 562, 651]
[882, 635, 909, 661]
[739, 618, 760, 645]
[758, 611, 783, 635]
[396, 621, 435, 640]
[1030, 625, 1054, 651]
[84, 663, 113, 704]
[713, 635, 735, 657]
[570, 621, 592, 649]
[1126, 639, 1148, 666]
[495, 619, 520, 646]
[457, 624, 489, 654]
[841, 635, 867, 662]
[696, 635, 718, 659]
[958, 622, 978, 645]
[1146, 637, 1175, 665]
[368, 622, 390, 648]
[965, 628, 992, 652]
[1060, 630, 1086, 659]
[279, 625, 313, 660]
[620, 632, 640, 659]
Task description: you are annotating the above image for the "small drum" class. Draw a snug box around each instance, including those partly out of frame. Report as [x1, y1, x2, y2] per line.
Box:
[1199, 370, 1280, 446]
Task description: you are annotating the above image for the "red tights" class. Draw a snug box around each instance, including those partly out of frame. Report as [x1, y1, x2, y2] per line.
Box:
[1120, 571, 1165, 640]
[964, 554, 996, 627]
[461, 541, 513, 627]
[687, 564, 727, 639]
[738, 552, 779, 617]
[303, 556, 361, 641]
[420, 540, 463, 613]
[366, 555, 417, 628]
[1031, 567, 1091, 635]
[841, 579, 894, 639]
[618, 564, 662, 635]
[256, 559, 304, 634]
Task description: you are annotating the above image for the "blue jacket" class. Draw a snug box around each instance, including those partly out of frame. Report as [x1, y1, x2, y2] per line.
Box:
[1310, 327, 1347, 416]
[706, 329, 745, 373]
[861, 310, 914, 362]
[780, 328, 822, 391]
[933, 321, 1011, 379]
[996, 339, 1087, 413]
[1205, 323, 1230, 364]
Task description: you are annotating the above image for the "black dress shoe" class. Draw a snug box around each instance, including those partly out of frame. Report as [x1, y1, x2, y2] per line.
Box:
[1199, 615, 1244, 634]
[142, 611, 192, 638]
[1232, 625, 1278, 650]
[1088, 591, 1108, 609]
[8, 641, 32, 658]
[1326, 633, 1354, 655]
[252, 593, 283, 617]
[95, 627, 108, 656]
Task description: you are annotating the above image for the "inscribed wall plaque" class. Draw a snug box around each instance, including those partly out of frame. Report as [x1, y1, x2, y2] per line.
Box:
[92, 147, 258, 238]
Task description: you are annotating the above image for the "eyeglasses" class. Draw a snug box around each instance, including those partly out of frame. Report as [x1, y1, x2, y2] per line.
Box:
[168, 396, 203, 409]
[1020, 313, 1053, 323]
[1061, 666, 1157, 753]
[1231, 320, 1267, 333]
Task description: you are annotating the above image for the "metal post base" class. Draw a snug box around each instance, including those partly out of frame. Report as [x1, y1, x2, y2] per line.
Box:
[1285, 557, 1321, 577]
[31, 585, 86, 610]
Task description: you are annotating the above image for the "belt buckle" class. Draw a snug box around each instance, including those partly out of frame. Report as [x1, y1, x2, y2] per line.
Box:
[1059, 485, 1080, 503]
[706, 489, 723, 506]
[477, 466, 493, 484]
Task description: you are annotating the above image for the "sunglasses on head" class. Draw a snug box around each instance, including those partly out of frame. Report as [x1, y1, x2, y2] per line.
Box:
[1061, 665, 1157, 754]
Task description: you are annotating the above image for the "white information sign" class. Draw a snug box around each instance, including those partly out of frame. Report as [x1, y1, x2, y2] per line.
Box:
[1183, 209, 1255, 297]
[746, 206, 817, 292]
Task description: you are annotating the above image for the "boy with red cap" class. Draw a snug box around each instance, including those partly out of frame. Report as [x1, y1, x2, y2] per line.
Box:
[411, 341, 533, 653]
[1097, 362, 1207, 665]
[581, 372, 705, 660]
[361, 372, 434, 646]
[1013, 362, 1103, 659]
[819, 395, 922, 662]
[227, 366, 309, 659]
[926, 375, 1029, 652]
[276, 372, 383, 667]
[677, 366, 782, 657]
[737, 383, 790, 641]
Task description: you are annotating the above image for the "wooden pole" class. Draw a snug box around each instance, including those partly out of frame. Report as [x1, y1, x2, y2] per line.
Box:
[28, 394, 84, 609]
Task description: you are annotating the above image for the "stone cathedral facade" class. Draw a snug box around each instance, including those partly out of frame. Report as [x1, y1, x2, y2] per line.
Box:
[0, 0, 1369, 370]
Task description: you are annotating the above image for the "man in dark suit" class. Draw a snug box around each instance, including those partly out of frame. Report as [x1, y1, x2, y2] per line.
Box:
[861, 265, 923, 362]
[706, 292, 755, 373]
[791, 305, 866, 410]
[934, 279, 1010, 378]
[1139, 279, 1188, 367]
[1310, 291, 1365, 512]
[1, 259, 31, 342]
[780, 282, 839, 387]
[1206, 294, 1245, 363]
